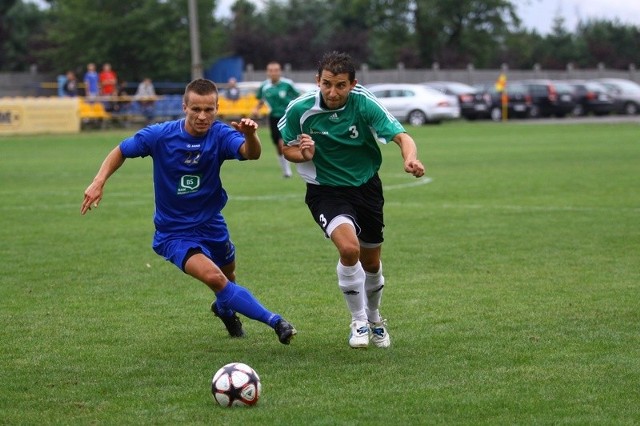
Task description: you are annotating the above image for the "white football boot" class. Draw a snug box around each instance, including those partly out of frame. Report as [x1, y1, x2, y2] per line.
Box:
[369, 319, 391, 348]
[348, 320, 370, 348]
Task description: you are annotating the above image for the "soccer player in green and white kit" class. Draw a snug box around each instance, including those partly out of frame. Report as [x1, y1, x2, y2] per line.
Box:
[252, 61, 301, 178]
[278, 52, 425, 349]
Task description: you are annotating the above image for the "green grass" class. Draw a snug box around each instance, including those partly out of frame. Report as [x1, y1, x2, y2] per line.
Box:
[1, 121, 639, 424]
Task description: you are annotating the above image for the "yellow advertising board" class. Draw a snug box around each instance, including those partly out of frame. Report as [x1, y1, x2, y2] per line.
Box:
[0, 97, 80, 135]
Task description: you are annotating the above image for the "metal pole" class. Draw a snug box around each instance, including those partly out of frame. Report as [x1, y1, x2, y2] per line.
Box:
[188, 0, 203, 80]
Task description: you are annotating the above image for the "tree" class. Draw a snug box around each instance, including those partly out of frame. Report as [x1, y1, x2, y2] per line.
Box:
[0, 0, 49, 72]
[537, 15, 578, 69]
[5, 0, 639, 81]
[228, 0, 334, 69]
[38, 0, 225, 82]
[322, 0, 373, 67]
[576, 19, 640, 69]
[356, 0, 415, 68]
[501, 29, 544, 69]
[413, 0, 520, 67]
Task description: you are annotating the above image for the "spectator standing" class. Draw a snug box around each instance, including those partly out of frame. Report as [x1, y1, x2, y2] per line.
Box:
[99, 63, 118, 111]
[134, 77, 157, 124]
[225, 77, 240, 101]
[112, 81, 131, 115]
[62, 71, 78, 97]
[252, 62, 300, 178]
[83, 63, 99, 101]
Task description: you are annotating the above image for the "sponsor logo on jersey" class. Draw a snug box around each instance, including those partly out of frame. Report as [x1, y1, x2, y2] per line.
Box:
[177, 174, 201, 195]
[309, 128, 329, 136]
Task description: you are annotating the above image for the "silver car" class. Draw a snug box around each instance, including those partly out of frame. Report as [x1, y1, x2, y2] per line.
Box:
[595, 78, 640, 115]
[423, 81, 492, 120]
[367, 83, 460, 125]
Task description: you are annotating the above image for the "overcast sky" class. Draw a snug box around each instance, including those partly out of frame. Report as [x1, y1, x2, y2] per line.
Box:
[516, 0, 640, 34]
[214, 0, 640, 35]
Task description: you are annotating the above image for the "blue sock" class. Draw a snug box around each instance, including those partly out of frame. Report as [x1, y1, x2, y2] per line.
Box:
[216, 282, 281, 328]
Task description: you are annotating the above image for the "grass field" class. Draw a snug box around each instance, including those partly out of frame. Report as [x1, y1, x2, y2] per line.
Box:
[1, 121, 639, 424]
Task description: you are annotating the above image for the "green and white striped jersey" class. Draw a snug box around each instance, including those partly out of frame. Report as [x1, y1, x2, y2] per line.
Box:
[278, 84, 405, 187]
[255, 77, 300, 118]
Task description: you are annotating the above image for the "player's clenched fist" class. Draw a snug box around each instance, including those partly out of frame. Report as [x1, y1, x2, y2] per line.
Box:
[297, 134, 315, 161]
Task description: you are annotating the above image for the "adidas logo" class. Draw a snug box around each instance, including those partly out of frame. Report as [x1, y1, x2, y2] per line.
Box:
[329, 112, 339, 121]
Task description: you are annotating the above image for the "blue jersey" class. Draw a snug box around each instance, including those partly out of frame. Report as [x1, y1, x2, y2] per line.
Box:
[83, 71, 99, 96]
[119, 119, 246, 233]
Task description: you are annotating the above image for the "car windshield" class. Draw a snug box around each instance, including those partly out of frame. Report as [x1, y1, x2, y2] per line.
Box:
[506, 83, 527, 94]
[370, 87, 417, 98]
[422, 86, 445, 96]
[607, 80, 640, 94]
[554, 82, 573, 93]
[443, 82, 476, 94]
[474, 83, 496, 94]
[584, 82, 607, 91]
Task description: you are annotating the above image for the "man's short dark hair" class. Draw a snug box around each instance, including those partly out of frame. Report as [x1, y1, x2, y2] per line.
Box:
[184, 78, 218, 104]
[317, 51, 356, 82]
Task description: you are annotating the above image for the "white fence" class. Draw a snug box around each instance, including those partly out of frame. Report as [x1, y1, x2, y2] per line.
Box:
[244, 63, 640, 86]
[2, 63, 638, 96]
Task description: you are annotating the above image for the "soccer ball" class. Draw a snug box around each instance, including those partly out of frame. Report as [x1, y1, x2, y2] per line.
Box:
[211, 362, 261, 407]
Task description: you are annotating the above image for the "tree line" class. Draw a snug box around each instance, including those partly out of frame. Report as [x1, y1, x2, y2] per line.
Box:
[1, 0, 639, 83]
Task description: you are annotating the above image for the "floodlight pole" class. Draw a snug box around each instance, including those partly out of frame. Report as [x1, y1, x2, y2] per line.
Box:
[188, 0, 203, 80]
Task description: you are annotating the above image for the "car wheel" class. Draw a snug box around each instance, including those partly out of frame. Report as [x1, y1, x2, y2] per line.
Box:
[573, 104, 585, 116]
[623, 102, 638, 115]
[490, 107, 502, 122]
[407, 110, 428, 126]
[528, 105, 540, 118]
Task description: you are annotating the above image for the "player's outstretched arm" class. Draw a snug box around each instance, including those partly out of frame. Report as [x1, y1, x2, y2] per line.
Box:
[81, 146, 126, 215]
[393, 133, 425, 178]
[233, 118, 261, 160]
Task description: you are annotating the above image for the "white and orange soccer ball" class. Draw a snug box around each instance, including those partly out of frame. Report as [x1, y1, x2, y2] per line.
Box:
[211, 362, 261, 407]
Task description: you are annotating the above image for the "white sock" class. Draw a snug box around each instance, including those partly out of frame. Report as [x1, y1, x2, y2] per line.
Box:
[365, 262, 384, 323]
[337, 260, 366, 322]
[278, 155, 292, 176]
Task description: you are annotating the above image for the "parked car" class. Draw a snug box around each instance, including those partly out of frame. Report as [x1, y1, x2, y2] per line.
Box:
[564, 80, 615, 116]
[474, 82, 532, 121]
[595, 78, 640, 115]
[518, 79, 576, 118]
[422, 81, 491, 120]
[367, 83, 460, 125]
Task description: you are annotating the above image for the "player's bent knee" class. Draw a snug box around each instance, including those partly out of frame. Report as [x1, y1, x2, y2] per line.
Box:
[201, 269, 228, 289]
[337, 243, 360, 265]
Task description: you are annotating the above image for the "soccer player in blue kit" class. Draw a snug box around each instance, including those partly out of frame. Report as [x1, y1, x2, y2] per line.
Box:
[81, 78, 296, 345]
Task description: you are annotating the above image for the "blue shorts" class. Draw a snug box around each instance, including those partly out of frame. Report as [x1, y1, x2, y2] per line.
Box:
[152, 222, 236, 272]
